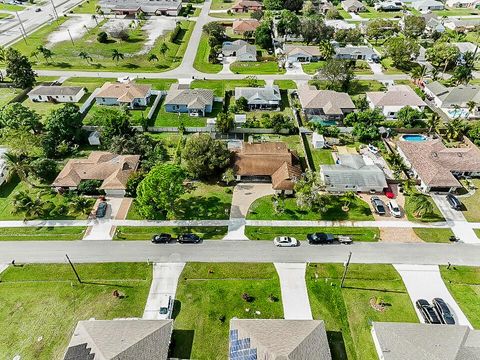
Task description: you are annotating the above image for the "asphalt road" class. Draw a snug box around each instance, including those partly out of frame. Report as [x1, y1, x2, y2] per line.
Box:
[1, 240, 480, 265]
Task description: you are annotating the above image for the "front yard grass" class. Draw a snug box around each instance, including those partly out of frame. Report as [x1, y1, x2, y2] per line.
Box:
[440, 265, 480, 328]
[211, 0, 233, 10]
[273, 80, 297, 89]
[305, 135, 334, 171]
[0, 3, 24, 11]
[247, 195, 374, 221]
[0, 87, 22, 107]
[170, 263, 283, 360]
[191, 79, 266, 97]
[306, 264, 418, 360]
[0, 226, 87, 241]
[71, 0, 99, 13]
[309, 79, 386, 100]
[245, 226, 380, 242]
[127, 182, 233, 220]
[459, 179, 480, 222]
[434, 8, 480, 16]
[404, 194, 445, 223]
[302, 61, 326, 75]
[0, 263, 152, 360]
[230, 60, 286, 75]
[62, 77, 117, 93]
[360, 7, 403, 18]
[193, 33, 223, 73]
[413, 228, 455, 243]
[114, 226, 228, 240]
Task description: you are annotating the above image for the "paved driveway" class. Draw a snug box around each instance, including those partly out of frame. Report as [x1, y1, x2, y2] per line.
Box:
[394, 264, 472, 327]
[83, 198, 125, 241]
[143, 262, 185, 320]
[274, 263, 312, 320]
[229, 183, 275, 219]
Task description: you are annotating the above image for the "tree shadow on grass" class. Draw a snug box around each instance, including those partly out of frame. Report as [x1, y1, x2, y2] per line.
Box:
[327, 331, 348, 360]
[342, 285, 406, 294]
[170, 329, 195, 359]
[0, 175, 20, 198]
[90, 63, 106, 69]
[52, 62, 72, 68]
[124, 63, 140, 69]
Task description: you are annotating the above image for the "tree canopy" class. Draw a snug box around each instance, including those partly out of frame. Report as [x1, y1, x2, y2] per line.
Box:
[0, 103, 42, 133]
[5, 48, 36, 89]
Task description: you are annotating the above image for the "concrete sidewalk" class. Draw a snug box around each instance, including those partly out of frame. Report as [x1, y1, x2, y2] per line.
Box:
[0, 264, 8, 275]
[394, 264, 472, 328]
[274, 263, 312, 320]
[143, 263, 185, 320]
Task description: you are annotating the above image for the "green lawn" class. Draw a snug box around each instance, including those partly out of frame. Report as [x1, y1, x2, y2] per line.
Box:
[134, 78, 177, 90]
[211, 0, 233, 10]
[306, 264, 418, 360]
[191, 79, 266, 97]
[71, 0, 99, 13]
[84, 99, 153, 126]
[193, 33, 223, 73]
[230, 60, 286, 75]
[381, 58, 405, 75]
[337, 8, 352, 19]
[62, 77, 117, 93]
[114, 226, 228, 240]
[247, 195, 374, 221]
[434, 8, 480, 16]
[148, 132, 182, 160]
[413, 228, 455, 243]
[305, 135, 334, 171]
[0, 87, 22, 108]
[22, 92, 90, 117]
[171, 263, 283, 359]
[0, 226, 86, 241]
[404, 194, 445, 223]
[0, 3, 24, 11]
[302, 61, 326, 75]
[309, 79, 386, 97]
[440, 266, 480, 328]
[127, 182, 233, 220]
[14, 19, 194, 72]
[245, 226, 380, 242]
[209, 11, 252, 18]
[0, 263, 152, 359]
[459, 179, 480, 222]
[152, 100, 223, 127]
[273, 80, 297, 89]
[360, 7, 403, 18]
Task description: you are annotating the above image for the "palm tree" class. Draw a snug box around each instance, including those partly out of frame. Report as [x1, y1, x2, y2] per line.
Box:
[410, 194, 433, 218]
[70, 196, 92, 215]
[12, 191, 52, 220]
[3, 153, 36, 187]
[79, 51, 93, 64]
[467, 100, 477, 118]
[318, 40, 334, 60]
[91, 14, 98, 26]
[36, 45, 53, 63]
[410, 66, 423, 83]
[426, 112, 441, 134]
[111, 49, 124, 63]
[147, 53, 158, 62]
[445, 117, 466, 141]
[341, 191, 356, 211]
[430, 67, 440, 81]
[30, 49, 39, 60]
[159, 42, 168, 59]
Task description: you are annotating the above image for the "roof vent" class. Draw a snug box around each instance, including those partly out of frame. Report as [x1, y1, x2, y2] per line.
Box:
[458, 153, 463, 157]
[432, 152, 438, 157]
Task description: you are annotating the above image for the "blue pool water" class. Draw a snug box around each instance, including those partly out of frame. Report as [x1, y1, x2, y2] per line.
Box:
[401, 134, 427, 142]
[309, 115, 337, 126]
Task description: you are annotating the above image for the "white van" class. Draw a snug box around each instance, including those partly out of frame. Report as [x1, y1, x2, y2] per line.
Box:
[158, 295, 173, 320]
[388, 200, 402, 218]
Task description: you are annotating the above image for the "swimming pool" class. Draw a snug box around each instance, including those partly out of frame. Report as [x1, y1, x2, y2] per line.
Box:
[308, 115, 337, 126]
[400, 134, 428, 142]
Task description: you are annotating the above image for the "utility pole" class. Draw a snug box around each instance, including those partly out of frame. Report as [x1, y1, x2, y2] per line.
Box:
[15, 11, 27, 44]
[340, 252, 352, 288]
[50, 0, 59, 21]
[66, 254, 82, 283]
[67, 29, 75, 46]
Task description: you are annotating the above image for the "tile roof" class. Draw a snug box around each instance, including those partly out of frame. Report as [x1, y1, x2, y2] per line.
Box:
[95, 82, 151, 102]
[372, 322, 480, 360]
[52, 151, 140, 190]
[397, 137, 480, 188]
[164, 83, 214, 109]
[28, 85, 84, 97]
[234, 142, 296, 176]
[367, 85, 426, 108]
[232, 19, 260, 33]
[298, 85, 355, 115]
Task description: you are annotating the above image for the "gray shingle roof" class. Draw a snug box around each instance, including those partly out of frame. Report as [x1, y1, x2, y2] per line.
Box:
[334, 46, 376, 57]
[433, 83, 480, 107]
[28, 85, 84, 96]
[425, 81, 449, 97]
[100, 0, 181, 11]
[372, 322, 480, 360]
[164, 83, 214, 109]
[298, 85, 355, 115]
[222, 40, 257, 57]
[235, 85, 281, 105]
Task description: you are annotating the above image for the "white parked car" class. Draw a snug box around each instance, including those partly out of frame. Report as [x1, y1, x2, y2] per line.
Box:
[368, 144, 379, 154]
[273, 236, 299, 247]
[388, 200, 402, 218]
[158, 294, 173, 320]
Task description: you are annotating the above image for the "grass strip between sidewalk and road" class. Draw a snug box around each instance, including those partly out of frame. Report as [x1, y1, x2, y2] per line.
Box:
[114, 226, 228, 240]
[413, 228, 455, 243]
[0, 226, 87, 241]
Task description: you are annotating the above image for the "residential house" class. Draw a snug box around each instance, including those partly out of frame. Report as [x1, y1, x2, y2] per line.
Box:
[229, 319, 332, 360]
[319, 1, 335, 14]
[366, 85, 427, 118]
[320, 154, 387, 193]
[95, 81, 152, 108]
[222, 40, 257, 61]
[52, 151, 140, 196]
[235, 85, 281, 110]
[334, 45, 379, 61]
[28, 85, 85, 103]
[231, 0, 263, 13]
[375, 1, 403, 11]
[397, 137, 480, 192]
[312, 132, 326, 149]
[325, 19, 356, 30]
[164, 83, 214, 116]
[424, 81, 480, 118]
[371, 322, 480, 360]
[99, 0, 182, 16]
[424, 15, 446, 34]
[341, 0, 366, 12]
[446, 0, 480, 7]
[453, 41, 477, 62]
[232, 19, 260, 35]
[412, 0, 444, 11]
[63, 319, 173, 360]
[444, 19, 480, 32]
[284, 45, 322, 63]
[298, 85, 355, 121]
[233, 142, 302, 194]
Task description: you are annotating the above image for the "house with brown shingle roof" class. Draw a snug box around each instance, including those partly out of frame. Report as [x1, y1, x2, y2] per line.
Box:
[298, 85, 355, 121]
[231, 0, 262, 12]
[232, 19, 260, 35]
[233, 142, 302, 194]
[397, 137, 480, 192]
[52, 151, 140, 196]
[95, 81, 152, 108]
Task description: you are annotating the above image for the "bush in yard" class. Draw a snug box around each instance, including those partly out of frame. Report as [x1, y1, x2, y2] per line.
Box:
[125, 171, 146, 197]
[222, 168, 235, 185]
[77, 179, 103, 195]
[97, 31, 108, 43]
[235, 96, 249, 111]
[216, 112, 233, 133]
[5, 48, 36, 89]
[30, 158, 58, 182]
[242, 292, 253, 302]
[169, 24, 181, 42]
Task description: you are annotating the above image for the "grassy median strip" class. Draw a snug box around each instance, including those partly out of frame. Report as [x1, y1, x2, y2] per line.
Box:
[306, 264, 418, 360]
[0, 263, 152, 359]
[171, 263, 283, 359]
[114, 226, 228, 240]
[245, 226, 380, 242]
[413, 228, 455, 243]
[0, 227, 86, 241]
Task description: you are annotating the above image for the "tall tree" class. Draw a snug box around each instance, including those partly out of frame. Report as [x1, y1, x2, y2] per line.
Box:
[255, 22, 272, 49]
[384, 36, 419, 69]
[319, 59, 354, 92]
[403, 15, 426, 38]
[277, 10, 301, 36]
[0, 103, 42, 133]
[111, 49, 124, 63]
[79, 51, 92, 64]
[426, 42, 459, 70]
[5, 48, 36, 89]
[318, 40, 335, 60]
[301, 16, 334, 45]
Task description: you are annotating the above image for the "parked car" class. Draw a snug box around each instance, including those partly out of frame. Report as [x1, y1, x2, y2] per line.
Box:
[177, 233, 201, 244]
[95, 201, 108, 218]
[151, 233, 172, 244]
[432, 298, 455, 325]
[446, 193, 461, 210]
[158, 294, 173, 320]
[35, 7, 41, 12]
[338, 235, 353, 244]
[387, 200, 401, 218]
[371, 196, 386, 215]
[368, 144, 379, 154]
[416, 299, 441, 324]
[307, 232, 334, 245]
[273, 236, 299, 247]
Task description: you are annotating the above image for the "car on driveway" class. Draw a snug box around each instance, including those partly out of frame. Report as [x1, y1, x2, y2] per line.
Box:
[432, 298, 455, 325]
[416, 299, 441, 324]
[95, 201, 108, 218]
[273, 236, 299, 247]
[387, 199, 402, 218]
[158, 294, 173, 320]
[151, 233, 172, 244]
[307, 232, 334, 245]
[446, 193, 461, 210]
[371, 196, 386, 215]
[177, 233, 201, 244]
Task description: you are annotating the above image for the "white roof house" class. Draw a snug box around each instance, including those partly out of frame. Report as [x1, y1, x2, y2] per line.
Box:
[366, 85, 427, 118]
[312, 132, 326, 149]
[375, 0, 403, 10]
[445, 0, 480, 8]
[325, 19, 356, 30]
[222, 40, 257, 62]
[99, 0, 182, 15]
[412, 0, 444, 10]
[28, 86, 85, 103]
[235, 85, 282, 110]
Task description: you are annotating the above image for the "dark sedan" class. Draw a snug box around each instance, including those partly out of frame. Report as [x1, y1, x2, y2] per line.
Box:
[416, 299, 441, 324]
[151, 233, 172, 244]
[432, 298, 455, 325]
[307, 233, 335, 245]
[95, 201, 108, 218]
[371, 196, 386, 215]
[177, 233, 201, 244]
[446, 193, 461, 210]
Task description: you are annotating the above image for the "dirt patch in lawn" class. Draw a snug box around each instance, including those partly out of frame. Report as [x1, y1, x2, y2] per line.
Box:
[380, 227, 423, 243]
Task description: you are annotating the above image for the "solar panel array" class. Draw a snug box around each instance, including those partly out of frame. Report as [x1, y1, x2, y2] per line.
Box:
[229, 329, 258, 360]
